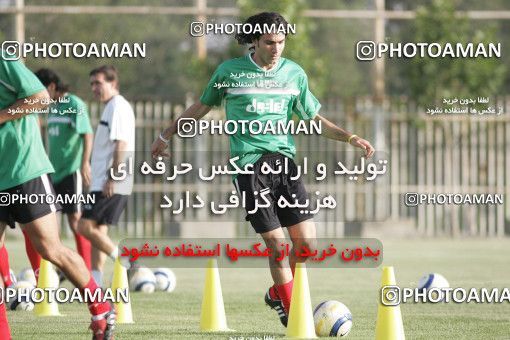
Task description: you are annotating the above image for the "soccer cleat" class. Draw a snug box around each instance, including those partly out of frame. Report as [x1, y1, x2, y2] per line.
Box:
[264, 287, 288, 327]
[89, 309, 116, 340]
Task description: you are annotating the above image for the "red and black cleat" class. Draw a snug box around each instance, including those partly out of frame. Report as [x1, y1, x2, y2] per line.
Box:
[264, 287, 288, 327]
[89, 309, 116, 340]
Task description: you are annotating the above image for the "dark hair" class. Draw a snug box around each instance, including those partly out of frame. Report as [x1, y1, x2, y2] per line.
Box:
[35, 68, 68, 92]
[89, 65, 119, 88]
[235, 12, 290, 46]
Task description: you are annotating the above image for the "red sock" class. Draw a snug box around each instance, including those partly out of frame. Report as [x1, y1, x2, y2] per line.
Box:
[22, 230, 41, 282]
[80, 277, 111, 316]
[74, 232, 92, 271]
[0, 246, 13, 287]
[275, 280, 294, 314]
[0, 302, 11, 340]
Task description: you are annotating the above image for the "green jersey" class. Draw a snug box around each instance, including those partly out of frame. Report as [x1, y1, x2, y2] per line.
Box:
[0, 56, 54, 191]
[200, 54, 321, 169]
[47, 93, 92, 184]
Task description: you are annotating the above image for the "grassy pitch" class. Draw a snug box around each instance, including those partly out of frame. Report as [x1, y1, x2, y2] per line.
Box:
[5, 238, 510, 339]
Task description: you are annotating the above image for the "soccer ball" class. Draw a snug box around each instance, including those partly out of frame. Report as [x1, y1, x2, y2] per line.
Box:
[313, 300, 353, 337]
[418, 273, 449, 301]
[153, 268, 177, 292]
[129, 268, 156, 293]
[9, 280, 35, 311]
[17, 268, 36, 286]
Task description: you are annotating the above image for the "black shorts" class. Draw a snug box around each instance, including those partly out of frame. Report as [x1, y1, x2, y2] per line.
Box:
[53, 170, 83, 214]
[82, 191, 128, 226]
[234, 153, 313, 234]
[0, 174, 62, 228]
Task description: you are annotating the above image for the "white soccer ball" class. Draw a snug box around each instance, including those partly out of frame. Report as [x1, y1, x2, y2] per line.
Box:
[153, 268, 177, 292]
[129, 268, 157, 293]
[418, 273, 449, 301]
[313, 300, 353, 337]
[9, 280, 35, 311]
[17, 268, 36, 286]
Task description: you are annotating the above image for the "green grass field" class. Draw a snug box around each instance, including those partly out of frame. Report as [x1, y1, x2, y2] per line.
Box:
[5, 237, 510, 340]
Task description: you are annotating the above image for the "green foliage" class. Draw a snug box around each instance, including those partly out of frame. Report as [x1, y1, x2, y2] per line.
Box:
[408, 0, 506, 106]
[181, 52, 220, 99]
[3, 1, 506, 103]
[21, 12, 195, 102]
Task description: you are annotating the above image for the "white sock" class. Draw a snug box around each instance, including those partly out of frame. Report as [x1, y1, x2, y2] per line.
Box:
[91, 270, 103, 287]
[109, 247, 118, 261]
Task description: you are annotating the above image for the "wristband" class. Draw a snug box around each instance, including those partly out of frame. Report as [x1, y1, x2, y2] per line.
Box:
[159, 133, 170, 144]
[347, 134, 358, 144]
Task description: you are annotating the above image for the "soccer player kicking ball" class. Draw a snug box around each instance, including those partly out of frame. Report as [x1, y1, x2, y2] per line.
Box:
[152, 12, 375, 327]
[0, 55, 115, 338]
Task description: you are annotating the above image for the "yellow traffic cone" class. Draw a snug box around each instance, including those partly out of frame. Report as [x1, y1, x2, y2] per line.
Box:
[34, 259, 61, 316]
[111, 257, 133, 323]
[375, 266, 405, 340]
[200, 259, 230, 332]
[287, 263, 317, 339]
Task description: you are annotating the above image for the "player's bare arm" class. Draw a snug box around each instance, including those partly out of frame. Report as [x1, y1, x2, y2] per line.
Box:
[81, 133, 93, 188]
[151, 102, 211, 158]
[313, 114, 375, 158]
[0, 90, 50, 125]
[105, 139, 127, 198]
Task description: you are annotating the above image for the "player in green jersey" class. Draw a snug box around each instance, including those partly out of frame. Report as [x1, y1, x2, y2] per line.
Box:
[0, 53, 115, 339]
[151, 12, 375, 326]
[36, 68, 94, 272]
